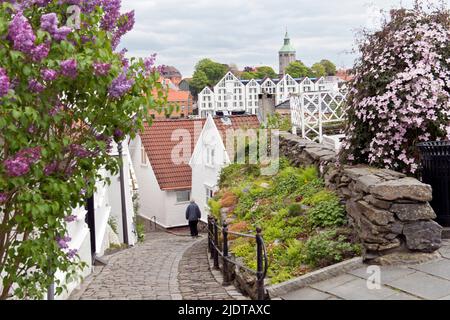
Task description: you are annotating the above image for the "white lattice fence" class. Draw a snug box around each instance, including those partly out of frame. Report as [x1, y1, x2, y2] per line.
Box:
[290, 90, 348, 143]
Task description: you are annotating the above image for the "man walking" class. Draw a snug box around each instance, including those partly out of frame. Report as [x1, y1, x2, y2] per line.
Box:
[185, 199, 201, 238]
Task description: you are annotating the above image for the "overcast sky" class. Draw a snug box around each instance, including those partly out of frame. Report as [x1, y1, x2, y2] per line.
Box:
[120, 0, 430, 78]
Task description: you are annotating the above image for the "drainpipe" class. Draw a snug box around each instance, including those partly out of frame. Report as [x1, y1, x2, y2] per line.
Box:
[118, 141, 129, 245]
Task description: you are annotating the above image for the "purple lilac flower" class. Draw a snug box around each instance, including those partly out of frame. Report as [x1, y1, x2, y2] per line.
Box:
[8, 13, 36, 54]
[44, 161, 58, 175]
[0, 68, 10, 97]
[48, 102, 63, 116]
[4, 158, 30, 177]
[60, 59, 77, 78]
[93, 62, 111, 76]
[0, 193, 8, 204]
[117, 48, 129, 68]
[27, 125, 37, 134]
[111, 11, 135, 49]
[81, 35, 96, 44]
[40, 13, 58, 34]
[53, 26, 72, 41]
[100, 0, 121, 31]
[108, 72, 134, 100]
[56, 235, 71, 249]
[41, 68, 58, 82]
[114, 128, 124, 139]
[30, 42, 50, 62]
[69, 144, 90, 158]
[64, 215, 77, 223]
[67, 249, 78, 259]
[144, 53, 157, 72]
[4, 146, 41, 177]
[28, 79, 45, 93]
[81, 0, 102, 13]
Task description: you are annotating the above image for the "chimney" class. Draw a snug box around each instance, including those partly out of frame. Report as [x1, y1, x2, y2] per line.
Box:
[257, 93, 276, 125]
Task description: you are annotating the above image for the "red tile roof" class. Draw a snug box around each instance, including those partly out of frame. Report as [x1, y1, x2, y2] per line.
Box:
[213, 115, 261, 140]
[140, 115, 260, 191]
[141, 118, 205, 191]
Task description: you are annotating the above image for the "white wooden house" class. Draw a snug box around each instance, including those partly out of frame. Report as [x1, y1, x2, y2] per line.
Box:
[189, 115, 260, 215]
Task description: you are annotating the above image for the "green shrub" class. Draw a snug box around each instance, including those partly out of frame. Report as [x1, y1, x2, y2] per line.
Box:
[208, 199, 222, 220]
[270, 270, 293, 284]
[304, 230, 360, 268]
[284, 239, 304, 266]
[288, 203, 304, 217]
[135, 221, 145, 243]
[308, 198, 346, 228]
[297, 178, 325, 198]
[302, 190, 337, 206]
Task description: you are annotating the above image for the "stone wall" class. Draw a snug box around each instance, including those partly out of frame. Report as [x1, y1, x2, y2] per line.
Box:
[278, 132, 442, 263]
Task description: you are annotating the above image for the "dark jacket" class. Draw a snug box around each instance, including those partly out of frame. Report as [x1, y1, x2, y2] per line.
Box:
[186, 202, 201, 221]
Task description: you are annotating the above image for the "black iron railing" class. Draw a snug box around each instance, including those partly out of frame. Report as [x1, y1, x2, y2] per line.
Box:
[207, 215, 269, 300]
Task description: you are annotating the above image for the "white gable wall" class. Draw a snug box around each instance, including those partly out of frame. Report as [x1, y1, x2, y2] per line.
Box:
[190, 116, 229, 218]
[129, 136, 167, 227]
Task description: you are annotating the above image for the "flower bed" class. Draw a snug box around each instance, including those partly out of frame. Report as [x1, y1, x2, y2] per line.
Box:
[209, 158, 361, 284]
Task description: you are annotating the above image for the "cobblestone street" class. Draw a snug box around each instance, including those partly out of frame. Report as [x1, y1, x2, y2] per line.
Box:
[178, 239, 234, 300]
[70, 232, 237, 300]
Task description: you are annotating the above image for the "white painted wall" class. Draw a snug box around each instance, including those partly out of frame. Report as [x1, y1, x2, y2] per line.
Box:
[164, 191, 192, 227]
[129, 136, 168, 227]
[190, 116, 229, 218]
[108, 141, 136, 246]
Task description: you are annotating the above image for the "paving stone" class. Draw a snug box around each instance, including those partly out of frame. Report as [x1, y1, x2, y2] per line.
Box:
[348, 266, 416, 284]
[281, 287, 332, 300]
[410, 259, 450, 280]
[386, 272, 450, 299]
[383, 292, 420, 300]
[178, 239, 235, 300]
[326, 278, 400, 300]
[310, 274, 357, 291]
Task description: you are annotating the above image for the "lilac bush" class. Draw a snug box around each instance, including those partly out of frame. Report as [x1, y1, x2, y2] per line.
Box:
[0, 0, 165, 299]
[340, 3, 450, 174]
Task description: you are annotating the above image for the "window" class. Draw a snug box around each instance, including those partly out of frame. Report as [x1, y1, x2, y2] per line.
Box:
[176, 190, 190, 203]
[205, 187, 214, 204]
[206, 147, 215, 166]
[141, 145, 147, 165]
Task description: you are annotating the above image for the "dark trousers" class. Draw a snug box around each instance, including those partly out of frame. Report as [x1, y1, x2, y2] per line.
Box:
[189, 220, 198, 236]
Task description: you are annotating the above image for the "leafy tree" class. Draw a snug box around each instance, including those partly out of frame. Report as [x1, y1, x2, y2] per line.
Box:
[285, 61, 313, 78]
[319, 59, 337, 76]
[311, 63, 326, 78]
[240, 66, 277, 80]
[0, 0, 164, 299]
[340, 3, 450, 174]
[240, 71, 254, 80]
[195, 58, 228, 85]
[255, 66, 277, 79]
[190, 69, 209, 95]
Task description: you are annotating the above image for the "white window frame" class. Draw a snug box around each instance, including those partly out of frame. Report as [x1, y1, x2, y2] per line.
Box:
[176, 190, 190, 203]
[141, 144, 147, 166]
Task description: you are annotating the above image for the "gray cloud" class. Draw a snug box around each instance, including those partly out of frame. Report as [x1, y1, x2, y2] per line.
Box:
[120, 0, 422, 77]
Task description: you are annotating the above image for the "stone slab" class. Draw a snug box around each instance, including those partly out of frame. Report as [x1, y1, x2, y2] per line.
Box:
[386, 271, 450, 299]
[348, 266, 416, 284]
[410, 259, 450, 281]
[310, 274, 358, 291]
[281, 287, 332, 300]
[383, 292, 420, 300]
[326, 278, 400, 300]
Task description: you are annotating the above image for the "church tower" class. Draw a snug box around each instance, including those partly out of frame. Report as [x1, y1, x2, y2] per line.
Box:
[279, 30, 296, 76]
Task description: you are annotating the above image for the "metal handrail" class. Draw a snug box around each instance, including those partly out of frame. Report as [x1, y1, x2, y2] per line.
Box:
[150, 216, 157, 231]
[207, 215, 269, 300]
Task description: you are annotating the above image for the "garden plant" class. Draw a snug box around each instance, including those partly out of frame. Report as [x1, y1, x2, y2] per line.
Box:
[0, 0, 165, 299]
